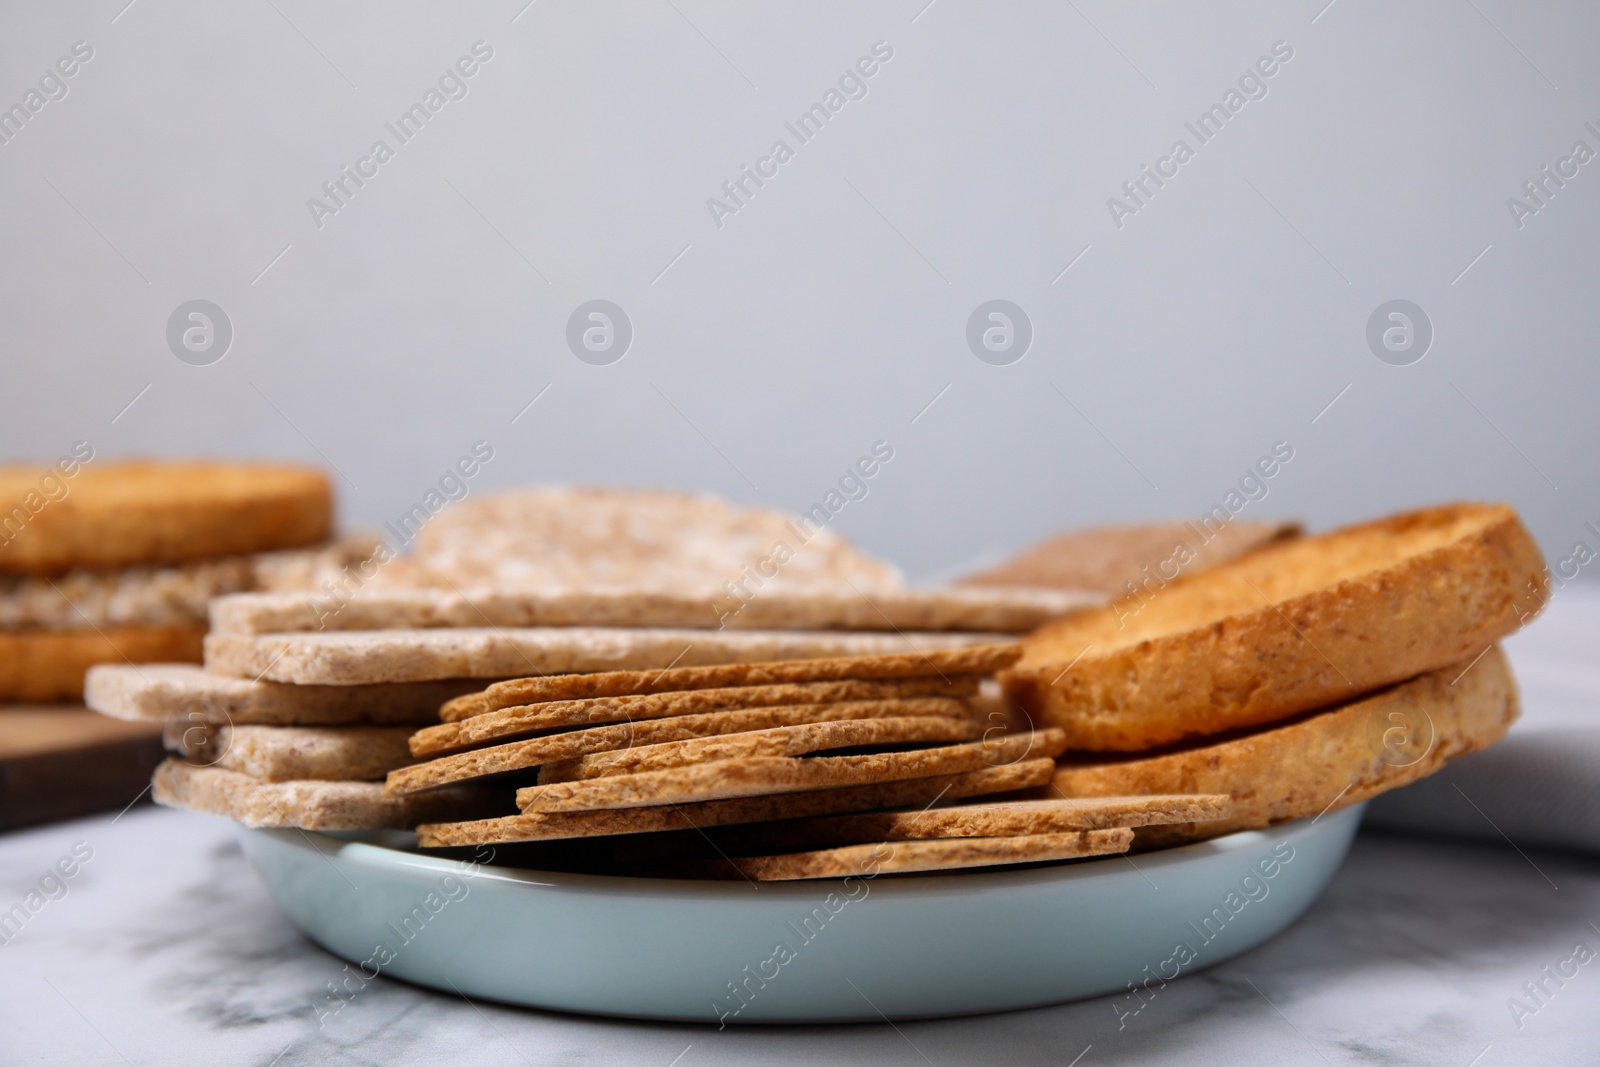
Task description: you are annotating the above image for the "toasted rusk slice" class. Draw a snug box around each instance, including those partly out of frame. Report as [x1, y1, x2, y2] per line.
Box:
[442, 644, 1021, 719]
[707, 794, 1230, 853]
[151, 759, 503, 830]
[415, 681, 974, 756]
[85, 663, 478, 725]
[204, 628, 1010, 685]
[164, 722, 417, 782]
[1051, 646, 1518, 844]
[698, 829, 1134, 881]
[537, 715, 987, 785]
[393, 699, 977, 795]
[515, 730, 1066, 813]
[1007, 502, 1545, 751]
[415, 758, 1056, 847]
[0, 626, 205, 702]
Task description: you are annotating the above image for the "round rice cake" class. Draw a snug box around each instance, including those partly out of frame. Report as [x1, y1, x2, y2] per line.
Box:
[0, 461, 331, 573]
[0, 625, 206, 702]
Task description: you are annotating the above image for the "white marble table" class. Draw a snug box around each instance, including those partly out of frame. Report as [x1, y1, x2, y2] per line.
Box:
[5, 592, 1600, 1065]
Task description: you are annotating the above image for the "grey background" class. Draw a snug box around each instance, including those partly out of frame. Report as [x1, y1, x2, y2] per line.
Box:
[1, 0, 1594, 582]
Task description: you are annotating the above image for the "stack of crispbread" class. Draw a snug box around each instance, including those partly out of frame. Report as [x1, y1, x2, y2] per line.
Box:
[114, 487, 1101, 835]
[400, 645, 1230, 880]
[0, 460, 356, 701]
[1005, 502, 1548, 844]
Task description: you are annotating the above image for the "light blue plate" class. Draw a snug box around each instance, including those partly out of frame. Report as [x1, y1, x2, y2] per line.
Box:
[239, 805, 1361, 1024]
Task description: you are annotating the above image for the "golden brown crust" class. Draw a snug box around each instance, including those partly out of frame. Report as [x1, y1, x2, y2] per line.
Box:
[1006, 502, 1546, 750]
[416, 759, 1057, 846]
[393, 699, 979, 794]
[0, 462, 331, 573]
[1050, 647, 1518, 843]
[0, 626, 205, 702]
[445, 644, 1021, 718]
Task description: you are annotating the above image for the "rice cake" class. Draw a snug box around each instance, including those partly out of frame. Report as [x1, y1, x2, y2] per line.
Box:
[151, 759, 501, 830]
[204, 628, 1010, 686]
[0, 626, 205, 702]
[85, 664, 479, 725]
[164, 722, 416, 782]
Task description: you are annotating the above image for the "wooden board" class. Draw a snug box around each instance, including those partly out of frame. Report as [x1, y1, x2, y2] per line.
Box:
[0, 706, 165, 831]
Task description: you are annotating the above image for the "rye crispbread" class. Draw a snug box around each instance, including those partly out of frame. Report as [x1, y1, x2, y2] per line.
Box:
[0, 462, 332, 574]
[208, 586, 1091, 636]
[85, 664, 479, 725]
[1007, 503, 1546, 750]
[515, 730, 1066, 812]
[0, 626, 205, 702]
[959, 519, 1299, 594]
[203, 628, 1009, 685]
[151, 759, 502, 830]
[419, 681, 975, 752]
[442, 645, 1020, 719]
[1051, 646, 1519, 843]
[698, 829, 1134, 881]
[705, 795, 1230, 853]
[396, 699, 979, 792]
[416, 759, 1056, 846]
[536, 715, 987, 784]
[164, 722, 416, 782]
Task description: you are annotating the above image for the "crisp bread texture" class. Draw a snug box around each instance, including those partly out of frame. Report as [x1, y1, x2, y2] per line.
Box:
[204, 628, 1010, 685]
[516, 729, 1067, 812]
[443, 645, 1021, 718]
[1051, 646, 1519, 844]
[707, 795, 1230, 853]
[151, 759, 503, 830]
[368, 485, 907, 597]
[704, 828, 1134, 881]
[958, 519, 1299, 595]
[208, 586, 1092, 636]
[420, 680, 975, 751]
[1006, 502, 1547, 750]
[164, 722, 417, 782]
[537, 715, 987, 784]
[0, 626, 206, 702]
[85, 664, 480, 725]
[416, 758, 1056, 846]
[395, 699, 979, 793]
[0, 536, 379, 631]
[0, 462, 331, 574]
